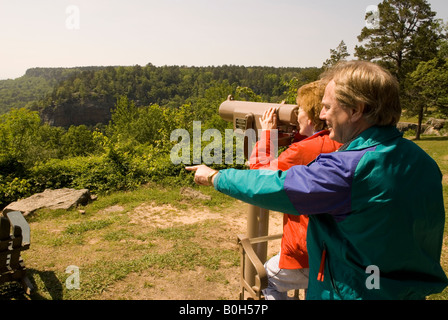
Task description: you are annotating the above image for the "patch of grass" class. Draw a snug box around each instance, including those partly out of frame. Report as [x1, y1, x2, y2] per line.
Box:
[413, 136, 448, 300]
[64, 219, 114, 235]
[103, 229, 133, 242]
[49, 233, 85, 246]
[27, 208, 86, 223]
[206, 271, 229, 285]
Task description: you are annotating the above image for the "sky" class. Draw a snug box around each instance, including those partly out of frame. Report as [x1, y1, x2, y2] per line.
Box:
[1, 0, 448, 80]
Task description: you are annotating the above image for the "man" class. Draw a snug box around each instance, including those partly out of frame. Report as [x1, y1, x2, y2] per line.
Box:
[187, 60, 448, 300]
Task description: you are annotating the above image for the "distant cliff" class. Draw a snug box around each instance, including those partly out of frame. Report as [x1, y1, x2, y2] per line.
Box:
[39, 101, 112, 127]
[3, 64, 320, 127]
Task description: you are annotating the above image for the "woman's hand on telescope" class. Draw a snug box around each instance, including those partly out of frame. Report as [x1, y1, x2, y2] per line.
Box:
[259, 107, 278, 130]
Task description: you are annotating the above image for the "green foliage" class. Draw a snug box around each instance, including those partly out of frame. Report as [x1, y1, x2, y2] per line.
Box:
[407, 57, 448, 117]
[29, 153, 143, 194]
[107, 95, 177, 149]
[353, 0, 448, 140]
[0, 108, 41, 162]
[402, 52, 448, 138]
[60, 125, 99, 157]
[0, 176, 32, 207]
[283, 78, 301, 104]
[322, 40, 350, 70]
[355, 0, 441, 80]
[0, 67, 107, 115]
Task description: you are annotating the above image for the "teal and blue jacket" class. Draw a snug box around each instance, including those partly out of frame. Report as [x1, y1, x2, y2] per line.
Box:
[215, 126, 448, 299]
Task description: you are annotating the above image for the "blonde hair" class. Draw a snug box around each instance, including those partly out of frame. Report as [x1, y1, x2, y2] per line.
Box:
[296, 80, 327, 132]
[320, 60, 401, 126]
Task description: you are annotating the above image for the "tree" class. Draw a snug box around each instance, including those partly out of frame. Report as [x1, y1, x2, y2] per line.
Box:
[355, 0, 440, 80]
[60, 125, 98, 157]
[0, 108, 41, 163]
[323, 40, 350, 69]
[403, 25, 448, 139]
[406, 57, 448, 138]
[107, 95, 139, 143]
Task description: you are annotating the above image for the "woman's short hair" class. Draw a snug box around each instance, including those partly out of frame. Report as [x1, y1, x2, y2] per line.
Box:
[296, 80, 327, 132]
[321, 60, 401, 126]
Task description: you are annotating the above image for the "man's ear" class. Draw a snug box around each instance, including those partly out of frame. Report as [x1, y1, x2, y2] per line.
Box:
[350, 103, 365, 122]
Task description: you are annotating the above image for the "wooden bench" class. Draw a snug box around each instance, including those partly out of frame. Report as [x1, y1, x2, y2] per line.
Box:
[0, 211, 33, 295]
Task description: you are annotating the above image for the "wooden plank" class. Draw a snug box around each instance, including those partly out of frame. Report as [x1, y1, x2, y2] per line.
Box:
[0, 217, 10, 241]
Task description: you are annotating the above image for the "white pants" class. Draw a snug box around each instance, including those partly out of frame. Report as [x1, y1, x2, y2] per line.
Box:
[262, 252, 309, 300]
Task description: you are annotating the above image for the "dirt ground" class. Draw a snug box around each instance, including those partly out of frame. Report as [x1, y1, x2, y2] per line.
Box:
[98, 201, 285, 300]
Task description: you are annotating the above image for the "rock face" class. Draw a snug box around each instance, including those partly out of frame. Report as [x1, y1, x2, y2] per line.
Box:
[396, 122, 427, 133]
[424, 118, 447, 136]
[2, 188, 95, 216]
[397, 119, 447, 136]
[40, 102, 112, 127]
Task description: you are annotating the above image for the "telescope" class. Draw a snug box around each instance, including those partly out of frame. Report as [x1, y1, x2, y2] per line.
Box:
[219, 95, 299, 147]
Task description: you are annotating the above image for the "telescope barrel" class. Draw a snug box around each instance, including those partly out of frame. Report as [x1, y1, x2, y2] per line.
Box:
[219, 96, 298, 131]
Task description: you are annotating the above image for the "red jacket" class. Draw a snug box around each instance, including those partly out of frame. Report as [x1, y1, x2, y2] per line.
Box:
[249, 130, 342, 269]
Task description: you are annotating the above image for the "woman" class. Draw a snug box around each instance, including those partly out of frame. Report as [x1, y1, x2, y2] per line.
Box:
[248, 80, 342, 300]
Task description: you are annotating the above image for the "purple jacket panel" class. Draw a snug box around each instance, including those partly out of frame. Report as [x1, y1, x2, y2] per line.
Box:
[283, 147, 374, 222]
